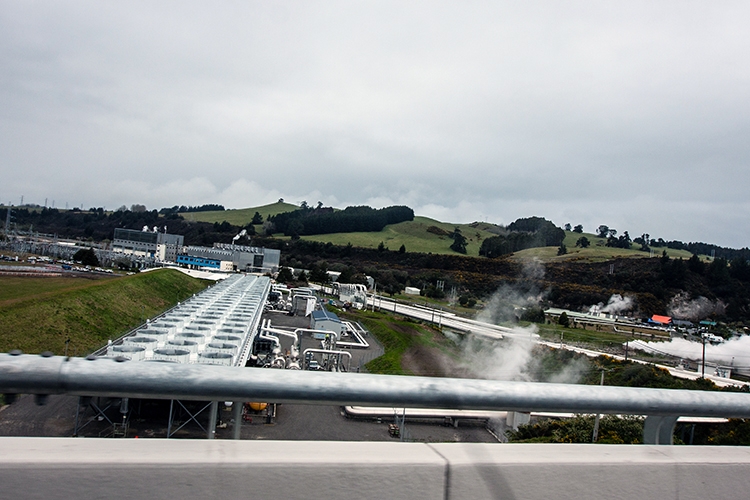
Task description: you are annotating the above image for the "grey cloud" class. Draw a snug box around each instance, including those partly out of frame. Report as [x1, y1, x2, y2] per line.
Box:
[2, 1, 750, 247]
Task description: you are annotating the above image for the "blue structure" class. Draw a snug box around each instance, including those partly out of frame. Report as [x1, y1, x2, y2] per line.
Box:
[176, 254, 221, 269]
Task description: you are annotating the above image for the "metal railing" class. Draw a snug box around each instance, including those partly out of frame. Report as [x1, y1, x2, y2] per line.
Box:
[2, 352, 750, 444]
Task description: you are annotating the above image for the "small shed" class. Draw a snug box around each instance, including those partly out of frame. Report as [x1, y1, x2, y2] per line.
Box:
[310, 309, 344, 339]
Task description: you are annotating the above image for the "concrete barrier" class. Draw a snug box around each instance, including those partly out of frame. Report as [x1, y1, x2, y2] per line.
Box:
[2, 438, 750, 500]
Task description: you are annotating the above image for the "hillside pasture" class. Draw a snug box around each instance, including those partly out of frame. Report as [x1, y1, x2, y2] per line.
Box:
[183, 201, 299, 226]
[300, 217, 501, 256]
[512, 231, 698, 263]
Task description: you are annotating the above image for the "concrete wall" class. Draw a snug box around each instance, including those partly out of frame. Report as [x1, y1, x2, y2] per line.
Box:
[2, 438, 749, 500]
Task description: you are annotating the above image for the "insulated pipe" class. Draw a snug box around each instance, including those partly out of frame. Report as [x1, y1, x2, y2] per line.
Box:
[294, 328, 338, 337]
[336, 321, 369, 349]
[303, 348, 352, 363]
[258, 332, 280, 349]
[4, 354, 750, 418]
[262, 322, 299, 344]
[303, 348, 353, 372]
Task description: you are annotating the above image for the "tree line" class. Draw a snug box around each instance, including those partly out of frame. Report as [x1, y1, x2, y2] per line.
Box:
[159, 204, 225, 214]
[267, 204, 414, 238]
[0, 206, 253, 247]
[479, 217, 566, 258]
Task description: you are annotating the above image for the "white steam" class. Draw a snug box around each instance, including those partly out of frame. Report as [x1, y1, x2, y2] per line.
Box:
[475, 258, 545, 325]
[667, 292, 726, 320]
[589, 294, 634, 315]
[630, 336, 750, 369]
[463, 258, 585, 384]
[458, 325, 587, 384]
[546, 356, 591, 384]
[521, 258, 545, 281]
[461, 328, 538, 381]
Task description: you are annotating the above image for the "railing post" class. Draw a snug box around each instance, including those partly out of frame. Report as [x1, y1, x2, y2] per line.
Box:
[643, 415, 679, 445]
[232, 400, 242, 440]
[207, 401, 218, 439]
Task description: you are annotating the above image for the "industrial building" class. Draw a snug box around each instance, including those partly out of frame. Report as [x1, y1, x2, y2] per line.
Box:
[112, 228, 184, 262]
[310, 309, 344, 339]
[177, 243, 280, 274]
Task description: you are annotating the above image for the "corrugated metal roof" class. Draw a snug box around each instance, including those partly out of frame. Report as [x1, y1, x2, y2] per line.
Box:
[312, 309, 341, 323]
[651, 315, 672, 325]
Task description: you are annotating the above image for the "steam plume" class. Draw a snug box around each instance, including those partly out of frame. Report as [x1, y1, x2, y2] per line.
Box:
[589, 294, 634, 315]
[667, 292, 726, 320]
[629, 336, 750, 370]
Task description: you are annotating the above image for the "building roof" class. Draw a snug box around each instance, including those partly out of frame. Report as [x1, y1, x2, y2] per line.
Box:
[672, 319, 694, 327]
[650, 315, 672, 325]
[311, 309, 341, 323]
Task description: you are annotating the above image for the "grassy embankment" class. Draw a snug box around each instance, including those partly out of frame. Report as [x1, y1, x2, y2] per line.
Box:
[0, 269, 210, 355]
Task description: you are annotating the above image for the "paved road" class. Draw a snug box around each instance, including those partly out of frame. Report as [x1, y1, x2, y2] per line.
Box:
[368, 295, 517, 340]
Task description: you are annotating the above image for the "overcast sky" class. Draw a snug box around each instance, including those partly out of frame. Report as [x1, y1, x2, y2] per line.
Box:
[2, 1, 749, 248]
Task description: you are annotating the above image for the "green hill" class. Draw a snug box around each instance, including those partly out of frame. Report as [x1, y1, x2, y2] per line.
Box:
[298, 216, 501, 256]
[512, 231, 697, 263]
[183, 201, 299, 225]
[181, 202, 708, 262]
[0, 269, 210, 355]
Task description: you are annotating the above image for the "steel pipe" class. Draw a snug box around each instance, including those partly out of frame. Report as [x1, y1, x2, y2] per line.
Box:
[2, 353, 750, 418]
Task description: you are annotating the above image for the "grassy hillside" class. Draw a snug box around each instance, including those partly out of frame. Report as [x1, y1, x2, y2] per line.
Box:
[184, 202, 708, 262]
[0, 270, 210, 355]
[300, 217, 501, 256]
[512, 231, 697, 263]
[184, 201, 299, 225]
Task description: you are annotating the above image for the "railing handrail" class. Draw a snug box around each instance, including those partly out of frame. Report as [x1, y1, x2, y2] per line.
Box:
[2, 353, 750, 419]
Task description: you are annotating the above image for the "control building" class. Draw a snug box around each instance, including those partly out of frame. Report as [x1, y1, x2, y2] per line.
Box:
[112, 228, 184, 263]
[177, 243, 280, 274]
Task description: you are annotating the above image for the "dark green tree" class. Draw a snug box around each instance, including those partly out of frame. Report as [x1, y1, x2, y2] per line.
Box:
[309, 263, 330, 284]
[557, 243, 567, 256]
[573, 224, 583, 233]
[398, 244, 406, 254]
[72, 248, 99, 267]
[338, 266, 358, 283]
[575, 236, 590, 248]
[520, 307, 546, 323]
[450, 228, 468, 254]
[458, 294, 478, 307]
[276, 267, 294, 283]
[378, 270, 404, 296]
[558, 311, 570, 327]
[251, 211, 263, 224]
[688, 254, 705, 274]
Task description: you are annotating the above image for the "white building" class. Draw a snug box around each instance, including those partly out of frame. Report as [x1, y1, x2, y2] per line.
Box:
[112, 228, 184, 263]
